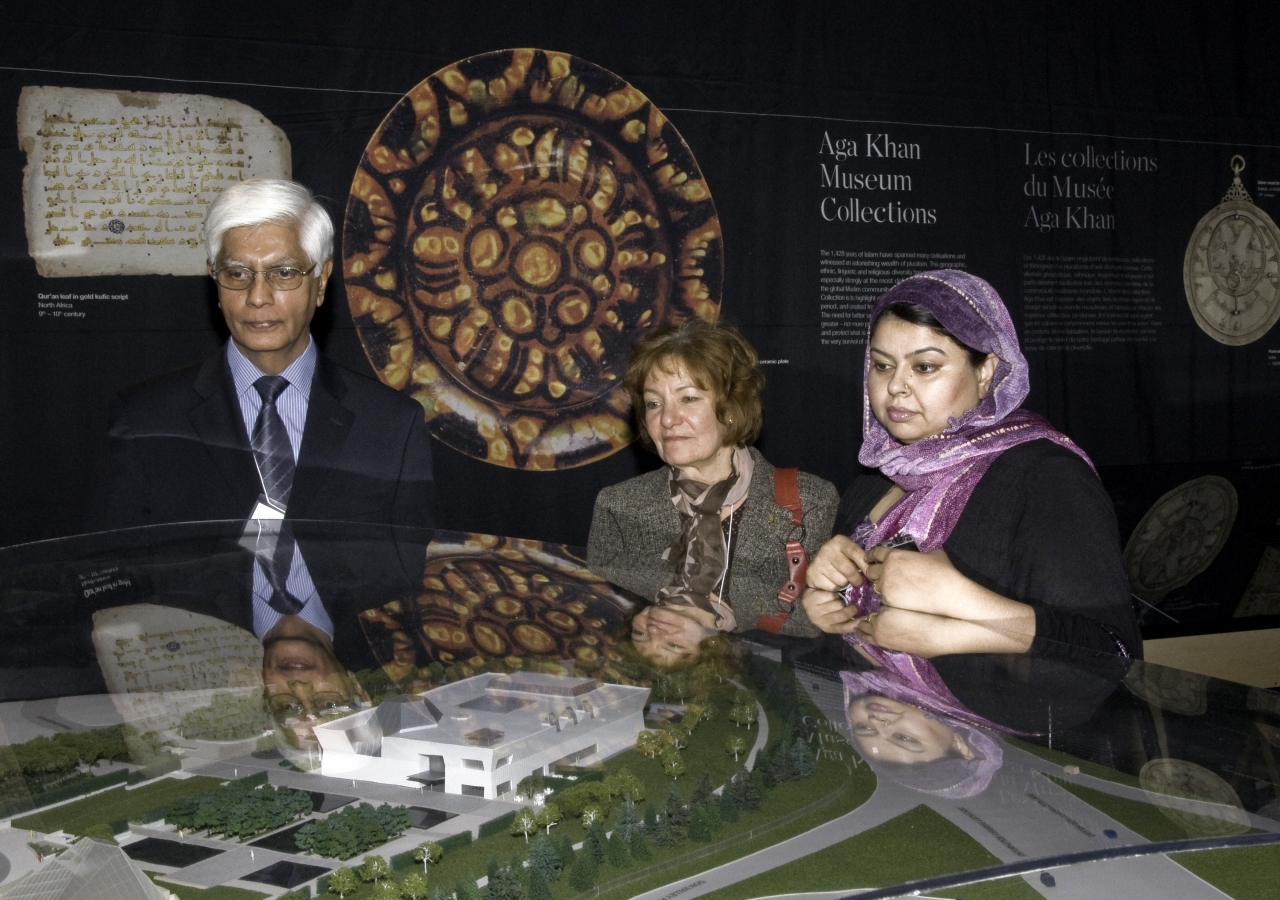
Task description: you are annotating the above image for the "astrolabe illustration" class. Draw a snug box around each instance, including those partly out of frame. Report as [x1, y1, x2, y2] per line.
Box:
[1123, 475, 1237, 604]
[1139, 758, 1249, 837]
[343, 50, 722, 469]
[1183, 155, 1280, 345]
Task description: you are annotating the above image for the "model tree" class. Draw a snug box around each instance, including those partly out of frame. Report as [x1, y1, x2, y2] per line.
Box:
[558, 834, 576, 871]
[515, 773, 545, 802]
[527, 866, 552, 900]
[534, 803, 561, 835]
[606, 830, 630, 868]
[401, 872, 430, 900]
[718, 786, 740, 823]
[663, 783, 690, 827]
[634, 730, 662, 758]
[455, 878, 484, 900]
[584, 822, 606, 863]
[371, 880, 403, 899]
[484, 861, 525, 900]
[455, 875, 483, 900]
[166, 779, 312, 839]
[725, 734, 747, 762]
[792, 738, 818, 777]
[604, 767, 645, 803]
[297, 803, 413, 859]
[688, 805, 713, 842]
[511, 808, 537, 842]
[327, 867, 358, 898]
[414, 841, 444, 873]
[361, 855, 391, 884]
[567, 843, 598, 890]
[630, 830, 652, 861]
[729, 696, 758, 729]
[690, 772, 714, 807]
[526, 834, 562, 882]
[647, 812, 679, 848]
[613, 798, 642, 842]
[660, 747, 685, 779]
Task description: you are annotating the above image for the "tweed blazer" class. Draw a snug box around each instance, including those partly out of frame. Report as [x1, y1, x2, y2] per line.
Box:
[587, 447, 838, 637]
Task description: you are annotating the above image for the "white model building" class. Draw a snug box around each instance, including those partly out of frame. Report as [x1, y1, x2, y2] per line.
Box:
[312, 672, 649, 798]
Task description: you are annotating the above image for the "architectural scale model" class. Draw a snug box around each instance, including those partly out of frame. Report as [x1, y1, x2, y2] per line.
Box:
[312, 672, 650, 798]
[3, 838, 175, 900]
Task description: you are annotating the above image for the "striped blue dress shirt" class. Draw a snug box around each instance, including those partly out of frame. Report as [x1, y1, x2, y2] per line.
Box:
[226, 340, 333, 640]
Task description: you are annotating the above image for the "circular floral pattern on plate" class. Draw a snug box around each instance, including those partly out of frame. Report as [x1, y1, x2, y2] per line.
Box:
[344, 49, 723, 469]
[357, 533, 634, 683]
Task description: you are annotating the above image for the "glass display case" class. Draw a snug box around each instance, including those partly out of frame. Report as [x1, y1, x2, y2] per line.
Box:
[0, 521, 1275, 899]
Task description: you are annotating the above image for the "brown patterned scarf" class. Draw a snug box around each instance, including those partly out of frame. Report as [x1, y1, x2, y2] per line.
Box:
[656, 446, 754, 630]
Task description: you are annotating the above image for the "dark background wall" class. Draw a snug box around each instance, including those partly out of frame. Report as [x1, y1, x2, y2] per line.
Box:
[3, 1, 1279, 631]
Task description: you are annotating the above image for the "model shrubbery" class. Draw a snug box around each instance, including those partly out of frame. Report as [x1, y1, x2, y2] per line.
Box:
[165, 777, 312, 839]
[295, 802, 412, 859]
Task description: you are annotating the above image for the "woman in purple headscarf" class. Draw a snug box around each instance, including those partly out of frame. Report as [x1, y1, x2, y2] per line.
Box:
[802, 270, 1139, 671]
[842, 659, 1010, 799]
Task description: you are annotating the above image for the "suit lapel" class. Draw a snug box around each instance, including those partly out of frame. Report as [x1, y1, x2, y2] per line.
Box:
[188, 351, 262, 513]
[289, 357, 354, 519]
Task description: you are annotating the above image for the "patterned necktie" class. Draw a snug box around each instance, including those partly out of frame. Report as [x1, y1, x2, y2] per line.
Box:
[262, 524, 304, 615]
[251, 375, 294, 511]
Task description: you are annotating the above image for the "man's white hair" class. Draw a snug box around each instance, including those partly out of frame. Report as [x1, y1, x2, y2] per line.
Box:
[204, 179, 334, 271]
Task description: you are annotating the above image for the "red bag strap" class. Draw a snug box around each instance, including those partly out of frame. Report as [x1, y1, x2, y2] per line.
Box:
[774, 467, 803, 526]
[759, 467, 809, 634]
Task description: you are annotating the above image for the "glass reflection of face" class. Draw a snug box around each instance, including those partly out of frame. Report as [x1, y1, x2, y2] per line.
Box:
[262, 628, 366, 748]
[630, 606, 715, 667]
[846, 694, 974, 765]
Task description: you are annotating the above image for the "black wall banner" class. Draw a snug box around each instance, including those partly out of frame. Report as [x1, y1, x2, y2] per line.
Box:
[4, 2, 1280, 631]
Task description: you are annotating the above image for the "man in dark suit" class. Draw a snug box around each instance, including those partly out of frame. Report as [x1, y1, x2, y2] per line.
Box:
[87, 179, 439, 531]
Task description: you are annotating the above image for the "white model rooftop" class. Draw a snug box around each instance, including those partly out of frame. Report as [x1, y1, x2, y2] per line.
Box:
[314, 672, 648, 798]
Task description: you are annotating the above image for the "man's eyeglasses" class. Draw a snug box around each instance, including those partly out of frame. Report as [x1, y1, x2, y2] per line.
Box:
[268, 690, 357, 720]
[212, 265, 313, 291]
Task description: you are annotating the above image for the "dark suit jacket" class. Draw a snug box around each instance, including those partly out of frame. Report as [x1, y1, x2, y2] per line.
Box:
[0, 519, 432, 698]
[85, 348, 439, 531]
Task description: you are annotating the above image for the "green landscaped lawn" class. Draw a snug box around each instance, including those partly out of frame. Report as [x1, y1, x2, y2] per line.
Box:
[1171, 842, 1280, 900]
[149, 874, 268, 900]
[1004, 738, 1145, 789]
[13, 775, 224, 836]
[375, 675, 875, 900]
[697, 804, 1041, 900]
[1045, 775, 1248, 843]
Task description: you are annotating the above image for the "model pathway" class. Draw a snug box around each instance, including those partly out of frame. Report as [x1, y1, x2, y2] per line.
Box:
[625, 675, 1242, 900]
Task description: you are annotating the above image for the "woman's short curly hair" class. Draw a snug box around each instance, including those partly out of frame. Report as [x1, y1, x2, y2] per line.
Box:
[624, 319, 765, 452]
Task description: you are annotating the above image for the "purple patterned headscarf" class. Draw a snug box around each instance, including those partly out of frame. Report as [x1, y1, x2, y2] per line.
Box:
[841, 661, 1008, 799]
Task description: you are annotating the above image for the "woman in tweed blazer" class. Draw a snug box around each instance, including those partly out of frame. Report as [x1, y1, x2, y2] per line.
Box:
[587, 320, 837, 665]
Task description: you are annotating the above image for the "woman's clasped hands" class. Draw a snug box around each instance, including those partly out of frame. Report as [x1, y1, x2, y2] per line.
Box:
[801, 535, 1035, 657]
